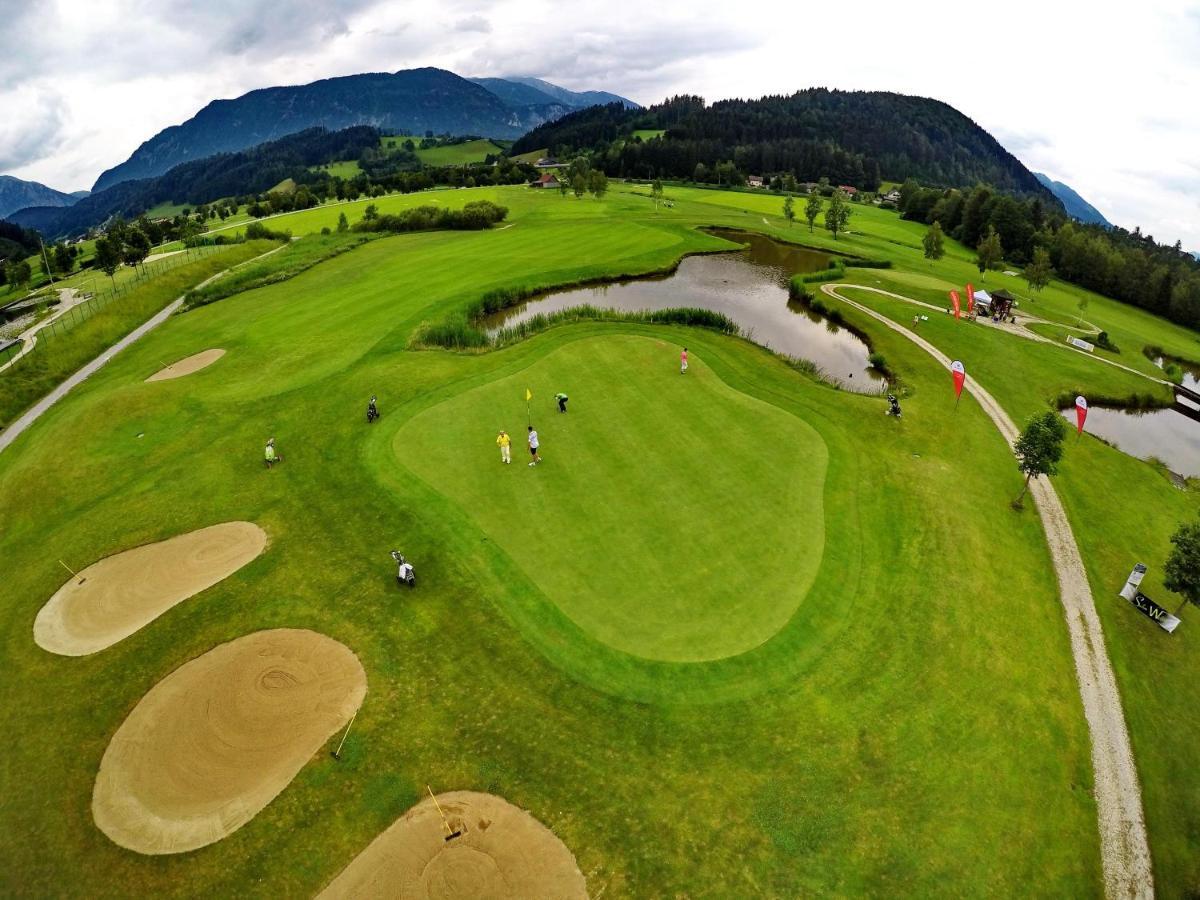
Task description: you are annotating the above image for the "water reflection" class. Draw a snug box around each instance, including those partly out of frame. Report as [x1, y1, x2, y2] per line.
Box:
[482, 228, 884, 392]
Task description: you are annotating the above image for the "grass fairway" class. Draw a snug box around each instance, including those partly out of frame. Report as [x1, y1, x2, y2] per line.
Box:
[399, 335, 825, 662]
[13, 180, 1200, 894]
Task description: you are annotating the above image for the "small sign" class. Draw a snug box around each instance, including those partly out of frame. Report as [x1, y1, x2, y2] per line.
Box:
[1067, 336, 1095, 352]
[1127, 591, 1181, 634]
[1119, 563, 1147, 601]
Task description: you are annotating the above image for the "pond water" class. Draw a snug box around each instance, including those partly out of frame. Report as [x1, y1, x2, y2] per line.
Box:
[482, 228, 885, 392]
[1064, 395, 1200, 479]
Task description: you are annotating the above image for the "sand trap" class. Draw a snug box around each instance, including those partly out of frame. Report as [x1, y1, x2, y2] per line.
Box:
[145, 348, 225, 381]
[34, 522, 267, 656]
[319, 791, 587, 899]
[93, 628, 366, 855]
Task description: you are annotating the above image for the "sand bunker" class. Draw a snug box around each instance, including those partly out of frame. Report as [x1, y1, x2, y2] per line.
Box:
[93, 628, 366, 855]
[319, 791, 587, 899]
[34, 522, 267, 656]
[145, 348, 225, 381]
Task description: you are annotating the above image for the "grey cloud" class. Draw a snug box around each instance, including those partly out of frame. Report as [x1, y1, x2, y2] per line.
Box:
[454, 15, 492, 33]
[993, 129, 1051, 153]
[0, 88, 66, 171]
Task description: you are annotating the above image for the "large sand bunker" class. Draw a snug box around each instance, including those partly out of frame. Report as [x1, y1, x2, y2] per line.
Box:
[145, 348, 225, 381]
[34, 522, 267, 656]
[319, 791, 587, 899]
[93, 628, 366, 855]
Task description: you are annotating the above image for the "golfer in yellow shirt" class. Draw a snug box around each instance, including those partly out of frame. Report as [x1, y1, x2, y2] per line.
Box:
[496, 429, 511, 464]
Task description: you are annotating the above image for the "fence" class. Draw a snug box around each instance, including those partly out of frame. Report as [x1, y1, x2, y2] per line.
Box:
[0, 244, 224, 373]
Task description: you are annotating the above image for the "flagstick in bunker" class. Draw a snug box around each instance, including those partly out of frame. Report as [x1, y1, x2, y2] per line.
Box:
[951, 360, 966, 410]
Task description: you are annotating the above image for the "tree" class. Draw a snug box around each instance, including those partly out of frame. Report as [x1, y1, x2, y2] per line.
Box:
[923, 221, 945, 260]
[5, 260, 32, 291]
[572, 173, 587, 199]
[976, 225, 1003, 278]
[53, 243, 74, 275]
[123, 229, 151, 271]
[783, 195, 795, 227]
[825, 189, 851, 240]
[804, 193, 823, 233]
[337, 212, 349, 232]
[651, 179, 664, 212]
[587, 169, 608, 200]
[1024, 246, 1052, 293]
[1013, 411, 1067, 505]
[363, 203, 379, 221]
[93, 236, 122, 285]
[1164, 516, 1200, 616]
[1076, 295, 1089, 327]
[558, 177, 569, 198]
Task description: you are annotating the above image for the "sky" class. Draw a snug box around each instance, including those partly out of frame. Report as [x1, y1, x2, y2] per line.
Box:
[2, 0, 1198, 249]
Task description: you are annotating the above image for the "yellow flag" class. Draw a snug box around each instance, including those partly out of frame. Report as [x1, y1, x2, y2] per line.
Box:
[525, 388, 532, 401]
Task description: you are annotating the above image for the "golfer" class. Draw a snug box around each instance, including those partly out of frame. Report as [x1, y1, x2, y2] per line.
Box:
[527, 425, 541, 466]
[680, 347, 688, 374]
[555, 392, 568, 413]
[264, 437, 280, 468]
[496, 429, 511, 464]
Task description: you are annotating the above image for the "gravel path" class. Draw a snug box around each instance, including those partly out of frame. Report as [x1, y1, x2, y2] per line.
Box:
[824, 282, 1154, 899]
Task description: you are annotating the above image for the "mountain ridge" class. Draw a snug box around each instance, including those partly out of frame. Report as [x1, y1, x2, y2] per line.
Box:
[1034, 173, 1112, 227]
[0, 175, 79, 219]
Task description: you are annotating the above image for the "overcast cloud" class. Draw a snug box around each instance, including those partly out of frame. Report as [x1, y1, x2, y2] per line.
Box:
[1, 0, 1198, 249]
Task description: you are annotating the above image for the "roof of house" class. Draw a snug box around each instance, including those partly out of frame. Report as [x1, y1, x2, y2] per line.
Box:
[533, 173, 559, 184]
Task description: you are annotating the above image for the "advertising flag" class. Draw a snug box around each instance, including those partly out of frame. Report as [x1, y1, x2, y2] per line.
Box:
[949, 290, 961, 320]
[966, 283, 975, 315]
[951, 360, 966, 399]
[1075, 395, 1088, 435]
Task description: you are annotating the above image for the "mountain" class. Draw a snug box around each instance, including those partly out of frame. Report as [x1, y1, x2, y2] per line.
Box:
[490, 76, 637, 110]
[513, 90, 1059, 201]
[15, 127, 380, 240]
[0, 175, 79, 218]
[1034, 173, 1111, 227]
[92, 68, 626, 192]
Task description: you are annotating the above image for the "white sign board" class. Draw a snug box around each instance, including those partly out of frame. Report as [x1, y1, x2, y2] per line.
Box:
[1068, 336, 1095, 352]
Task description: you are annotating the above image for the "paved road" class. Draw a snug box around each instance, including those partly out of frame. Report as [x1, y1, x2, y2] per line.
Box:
[824, 282, 1154, 899]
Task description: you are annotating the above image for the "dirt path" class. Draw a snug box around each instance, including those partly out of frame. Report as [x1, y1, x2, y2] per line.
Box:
[0, 243, 288, 457]
[0, 287, 88, 374]
[823, 283, 1154, 899]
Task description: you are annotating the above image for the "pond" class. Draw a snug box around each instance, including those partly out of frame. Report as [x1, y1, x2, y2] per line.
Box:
[482, 228, 885, 393]
[1065, 395, 1200, 479]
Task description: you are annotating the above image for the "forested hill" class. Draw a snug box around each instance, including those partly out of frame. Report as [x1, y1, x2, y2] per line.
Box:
[0, 175, 78, 219]
[512, 90, 1057, 200]
[14, 127, 380, 240]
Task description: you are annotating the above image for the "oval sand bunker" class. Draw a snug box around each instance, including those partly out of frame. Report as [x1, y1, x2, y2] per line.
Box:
[146, 348, 225, 381]
[320, 791, 587, 900]
[34, 521, 267, 656]
[93, 628, 366, 855]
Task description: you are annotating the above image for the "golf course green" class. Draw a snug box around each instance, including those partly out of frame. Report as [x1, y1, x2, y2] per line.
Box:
[2, 180, 1198, 896]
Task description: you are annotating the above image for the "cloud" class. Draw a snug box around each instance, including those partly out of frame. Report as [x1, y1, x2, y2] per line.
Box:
[0, 85, 66, 171]
[454, 15, 492, 33]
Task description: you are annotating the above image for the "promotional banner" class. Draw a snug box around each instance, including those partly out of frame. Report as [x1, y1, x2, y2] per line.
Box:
[1075, 396, 1089, 435]
[949, 290, 961, 320]
[966, 283, 975, 315]
[951, 360, 966, 400]
[1128, 591, 1182, 633]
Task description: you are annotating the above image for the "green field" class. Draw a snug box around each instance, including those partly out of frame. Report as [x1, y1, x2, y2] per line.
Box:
[415, 139, 504, 166]
[2, 181, 1199, 895]
[632, 129, 666, 141]
[312, 160, 363, 179]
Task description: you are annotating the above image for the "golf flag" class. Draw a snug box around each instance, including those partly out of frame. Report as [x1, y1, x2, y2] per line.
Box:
[525, 388, 532, 402]
[950, 290, 961, 320]
[951, 360, 966, 400]
[966, 283, 975, 315]
[1075, 395, 1088, 435]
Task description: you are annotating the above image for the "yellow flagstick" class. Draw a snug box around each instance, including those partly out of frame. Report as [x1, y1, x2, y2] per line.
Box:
[427, 785, 463, 841]
[525, 387, 532, 426]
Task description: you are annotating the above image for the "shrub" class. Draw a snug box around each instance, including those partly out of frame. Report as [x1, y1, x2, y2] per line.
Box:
[868, 352, 887, 371]
[843, 258, 892, 269]
[244, 221, 291, 241]
[1095, 330, 1119, 353]
[357, 200, 508, 234]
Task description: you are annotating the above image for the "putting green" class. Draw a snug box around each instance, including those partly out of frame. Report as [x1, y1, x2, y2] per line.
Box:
[396, 335, 826, 662]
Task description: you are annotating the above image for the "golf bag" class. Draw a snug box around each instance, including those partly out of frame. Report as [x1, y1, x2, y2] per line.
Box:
[887, 394, 902, 418]
[366, 397, 379, 423]
[390, 550, 415, 587]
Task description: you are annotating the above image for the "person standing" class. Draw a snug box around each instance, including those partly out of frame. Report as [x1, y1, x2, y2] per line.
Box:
[555, 392, 568, 413]
[527, 425, 541, 466]
[680, 347, 688, 375]
[496, 429, 511, 464]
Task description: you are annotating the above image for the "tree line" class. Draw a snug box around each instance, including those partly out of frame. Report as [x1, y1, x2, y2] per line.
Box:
[899, 178, 1200, 331]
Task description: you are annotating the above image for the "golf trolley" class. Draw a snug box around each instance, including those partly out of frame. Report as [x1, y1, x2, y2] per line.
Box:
[390, 550, 415, 587]
[366, 396, 380, 423]
[886, 394, 903, 419]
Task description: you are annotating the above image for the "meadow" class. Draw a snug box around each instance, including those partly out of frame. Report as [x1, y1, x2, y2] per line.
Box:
[1, 181, 1198, 895]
